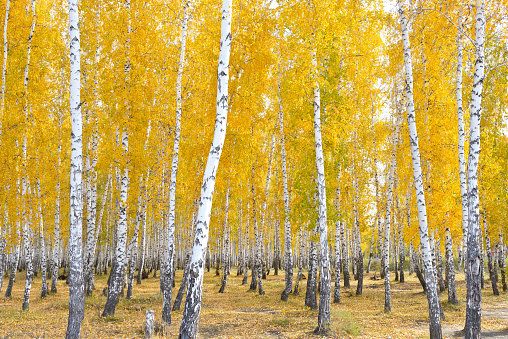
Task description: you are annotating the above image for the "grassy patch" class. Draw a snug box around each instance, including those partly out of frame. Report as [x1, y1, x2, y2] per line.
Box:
[332, 309, 363, 336]
[268, 316, 291, 327]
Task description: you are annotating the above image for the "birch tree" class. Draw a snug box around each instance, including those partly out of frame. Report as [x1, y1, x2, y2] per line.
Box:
[162, 0, 191, 325]
[464, 2, 486, 337]
[21, 0, 36, 312]
[66, 0, 85, 335]
[178, 0, 232, 336]
[311, 50, 331, 335]
[397, 0, 442, 336]
[102, 0, 131, 317]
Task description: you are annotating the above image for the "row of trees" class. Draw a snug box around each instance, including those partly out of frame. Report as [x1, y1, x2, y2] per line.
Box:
[0, 0, 506, 338]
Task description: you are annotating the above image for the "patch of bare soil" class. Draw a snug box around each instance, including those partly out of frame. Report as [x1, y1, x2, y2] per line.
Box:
[443, 308, 508, 338]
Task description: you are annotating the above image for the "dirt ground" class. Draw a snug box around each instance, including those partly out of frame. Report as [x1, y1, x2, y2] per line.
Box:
[0, 267, 507, 338]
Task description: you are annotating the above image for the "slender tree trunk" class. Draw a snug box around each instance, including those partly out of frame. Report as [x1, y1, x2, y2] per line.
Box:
[0, 0, 10, 147]
[137, 204, 147, 284]
[278, 15, 293, 301]
[436, 238, 446, 293]
[66, 0, 85, 335]
[0, 212, 6, 294]
[178, 1, 232, 335]
[173, 252, 191, 311]
[306, 226, 318, 310]
[483, 214, 499, 296]
[383, 103, 401, 313]
[102, 0, 132, 317]
[499, 235, 507, 292]
[219, 188, 230, 293]
[242, 202, 249, 285]
[37, 179, 48, 298]
[397, 1, 442, 336]
[162, 0, 190, 325]
[293, 228, 304, 294]
[464, 2, 485, 338]
[84, 135, 98, 297]
[445, 227, 458, 304]
[311, 51, 331, 334]
[21, 0, 36, 312]
[5, 233, 19, 297]
[456, 8, 469, 285]
[341, 220, 350, 288]
[334, 221, 341, 303]
[52, 136, 62, 294]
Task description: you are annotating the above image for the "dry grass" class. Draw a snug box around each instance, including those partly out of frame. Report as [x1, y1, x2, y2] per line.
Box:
[0, 268, 507, 338]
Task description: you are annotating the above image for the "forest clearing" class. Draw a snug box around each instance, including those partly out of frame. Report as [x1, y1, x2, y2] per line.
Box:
[0, 0, 507, 337]
[1, 265, 508, 338]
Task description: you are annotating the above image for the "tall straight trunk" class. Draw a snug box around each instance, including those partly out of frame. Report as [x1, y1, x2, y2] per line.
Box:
[480, 227, 484, 289]
[397, 1, 442, 336]
[84, 171, 95, 293]
[242, 201, 249, 285]
[333, 221, 341, 303]
[102, 0, 131, 317]
[456, 9, 469, 282]
[137, 203, 148, 284]
[162, 0, 190, 325]
[383, 103, 401, 313]
[483, 215, 499, 295]
[178, 0, 231, 335]
[5, 226, 19, 297]
[52, 144, 61, 293]
[21, 0, 36, 312]
[408, 242, 414, 275]
[351, 130, 363, 295]
[87, 174, 110, 295]
[249, 173, 258, 291]
[251, 171, 264, 295]
[0, 208, 6, 294]
[436, 237, 446, 293]
[173, 252, 191, 311]
[293, 227, 304, 294]
[499, 235, 507, 292]
[398, 225, 405, 283]
[311, 51, 331, 334]
[37, 179, 48, 298]
[0, 0, 10, 147]
[84, 133, 98, 296]
[66, 0, 85, 335]
[306, 225, 318, 310]
[219, 187, 230, 293]
[277, 15, 293, 302]
[126, 177, 144, 299]
[445, 227, 458, 304]
[465, 2, 485, 338]
[340, 219, 350, 287]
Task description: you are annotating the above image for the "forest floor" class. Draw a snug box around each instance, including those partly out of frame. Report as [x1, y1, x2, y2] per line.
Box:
[0, 266, 507, 338]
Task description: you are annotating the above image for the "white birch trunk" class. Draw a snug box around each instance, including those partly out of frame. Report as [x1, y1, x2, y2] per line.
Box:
[0, 0, 9, 147]
[397, 0, 442, 336]
[103, 0, 131, 316]
[219, 187, 230, 293]
[464, 2, 485, 338]
[456, 9, 469, 277]
[383, 109, 400, 312]
[37, 179, 48, 298]
[162, 0, 190, 323]
[312, 52, 331, 334]
[21, 0, 36, 312]
[178, 0, 232, 335]
[66, 0, 85, 335]
[276, 9, 293, 301]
